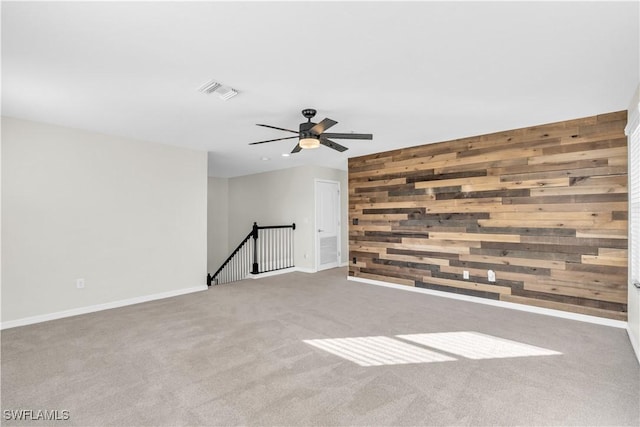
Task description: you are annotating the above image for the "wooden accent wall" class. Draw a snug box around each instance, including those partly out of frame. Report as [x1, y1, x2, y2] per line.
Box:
[348, 111, 628, 320]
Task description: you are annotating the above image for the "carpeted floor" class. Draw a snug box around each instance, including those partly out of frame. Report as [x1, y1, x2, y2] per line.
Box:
[2, 267, 639, 426]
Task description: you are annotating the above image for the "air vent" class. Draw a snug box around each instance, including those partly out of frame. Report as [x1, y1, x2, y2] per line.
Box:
[198, 79, 238, 100]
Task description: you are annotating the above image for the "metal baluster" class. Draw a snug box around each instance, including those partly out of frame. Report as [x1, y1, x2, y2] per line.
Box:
[260, 229, 264, 272]
[289, 228, 292, 267]
[268, 228, 271, 271]
[278, 228, 284, 268]
[267, 229, 270, 271]
[265, 229, 268, 271]
[259, 228, 262, 272]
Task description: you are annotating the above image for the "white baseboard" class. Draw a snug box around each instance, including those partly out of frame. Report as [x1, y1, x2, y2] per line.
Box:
[627, 327, 640, 364]
[347, 276, 627, 329]
[0, 285, 208, 330]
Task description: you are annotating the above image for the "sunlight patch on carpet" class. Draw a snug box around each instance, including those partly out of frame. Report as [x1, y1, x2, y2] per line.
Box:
[303, 336, 457, 366]
[397, 331, 562, 360]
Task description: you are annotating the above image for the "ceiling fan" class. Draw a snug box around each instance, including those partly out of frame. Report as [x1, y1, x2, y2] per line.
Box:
[249, 108, 373, 153]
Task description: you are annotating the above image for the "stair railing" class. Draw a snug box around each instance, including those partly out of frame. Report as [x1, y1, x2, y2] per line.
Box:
[208, 222, 295, 286]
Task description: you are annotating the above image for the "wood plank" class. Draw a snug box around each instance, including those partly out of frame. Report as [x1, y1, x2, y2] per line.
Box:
[576, 229, 627, 239]
[488, 211, 611, 221]
[461, 177, 570, 192]
[527, 146, 627, 165]
[402, 238, 478, 253]
[419, 276, 512, 295]
[381, 253, 451, 267]
[352, 272, 415, 287]
[581, 255, 627, 267]
[530, 185, 627, 196]
[488, 159, 607, 176]
[500, 295, 626, 321]
[428, 232, 521, 243]
[478, 219, 605, 228]
[473, 202, 628, 213]
[598, 248, 628, 258]
[549, 269, 627, 289]
[541, 137, 626, 156]
[414, 175, 499, 190]
[460, 253, 566, 269]
[524, 282, 626, 304]
[470, 247, 582, 263]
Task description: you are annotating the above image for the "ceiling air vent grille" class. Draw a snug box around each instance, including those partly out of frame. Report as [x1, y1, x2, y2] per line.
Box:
[198, 79, 238, 100]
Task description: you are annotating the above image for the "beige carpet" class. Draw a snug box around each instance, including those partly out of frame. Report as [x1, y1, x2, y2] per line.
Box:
[2, 267, 639, 426]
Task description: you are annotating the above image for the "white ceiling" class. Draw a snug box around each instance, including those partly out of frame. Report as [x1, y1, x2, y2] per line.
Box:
[2, 1, 638, 178]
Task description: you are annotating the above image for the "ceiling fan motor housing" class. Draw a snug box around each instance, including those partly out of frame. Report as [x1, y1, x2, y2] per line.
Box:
[299, 121, 316, 139]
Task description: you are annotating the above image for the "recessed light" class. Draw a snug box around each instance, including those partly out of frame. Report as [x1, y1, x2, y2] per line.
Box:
[261, 156, 270, 161]
[281, 153, 290, 157]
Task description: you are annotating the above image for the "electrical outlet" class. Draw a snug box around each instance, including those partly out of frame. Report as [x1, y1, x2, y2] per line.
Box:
[76, 278, 85, 289]
[488, 270, 496, 282]
[463, 270, 469, 280]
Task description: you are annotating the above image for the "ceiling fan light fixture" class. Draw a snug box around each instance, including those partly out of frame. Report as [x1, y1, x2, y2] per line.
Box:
[299, 137, 320, 149]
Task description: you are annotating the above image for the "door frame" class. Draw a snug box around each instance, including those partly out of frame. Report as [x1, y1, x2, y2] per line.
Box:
[314, 179, 341, 271]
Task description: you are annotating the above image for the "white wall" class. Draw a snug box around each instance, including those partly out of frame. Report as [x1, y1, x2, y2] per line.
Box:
[207, 176, 229, 272]
[226, 165, 348, 271]
[1, 117, 208, 325]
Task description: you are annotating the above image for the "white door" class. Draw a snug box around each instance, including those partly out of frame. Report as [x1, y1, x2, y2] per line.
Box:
[315, 180, 340, 271]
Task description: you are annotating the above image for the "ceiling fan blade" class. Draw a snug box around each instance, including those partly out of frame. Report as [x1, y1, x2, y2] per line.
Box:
[249, 136, 298, 145]
[320, 138, 349, 152]
[310, 118, 338, 135]
[321, 132, 373, 140]
[256, 124, 299, 134]
[291, 143, 302, 153]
